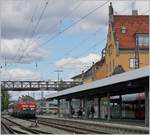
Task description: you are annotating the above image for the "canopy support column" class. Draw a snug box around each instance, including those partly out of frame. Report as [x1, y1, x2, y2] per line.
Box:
[58, 99, 60, 117]
[107, 92, 111, 121]
[68, 99, 72, 118]
[145, 87, 149, 127]
[98, 97, 101, 119]
[83, 96, 88, 119]
[119, 94, 122, 119]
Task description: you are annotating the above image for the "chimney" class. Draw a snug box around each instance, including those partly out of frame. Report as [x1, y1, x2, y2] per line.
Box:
[109, 2, 114, 16]
[132, 10, 138, 15]
[109, 2, 114, 24]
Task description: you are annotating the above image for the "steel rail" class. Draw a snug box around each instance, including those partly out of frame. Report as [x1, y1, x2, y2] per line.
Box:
[1, 121, 16, 134]
[37, 117, 149, 134]
[2, 117, 52, 134]
[29, 118, 105, 134]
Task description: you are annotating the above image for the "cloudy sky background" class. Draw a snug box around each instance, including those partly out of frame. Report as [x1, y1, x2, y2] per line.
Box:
[0, 0, 149, 100]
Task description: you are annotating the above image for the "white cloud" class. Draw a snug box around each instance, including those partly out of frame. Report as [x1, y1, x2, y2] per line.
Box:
[1, 38, 49, 63]
[2, 0, 149, 39]
[55, 53, 101, 70]
[1, 68, 41, 81]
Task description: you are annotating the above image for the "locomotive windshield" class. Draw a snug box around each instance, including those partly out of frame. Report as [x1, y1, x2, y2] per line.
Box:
[18, 95, 35, 102]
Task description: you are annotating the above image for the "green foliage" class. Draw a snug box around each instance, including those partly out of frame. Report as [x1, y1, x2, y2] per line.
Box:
[1, 89, 10, 111]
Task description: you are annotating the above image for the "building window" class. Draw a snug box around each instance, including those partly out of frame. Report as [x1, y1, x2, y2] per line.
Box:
[108, 46, 113, 56]
[112, 60, 115, 70]
[121, 25, 126, 33]
[129, 58, 138, 68]
[136, 34, 149, 46]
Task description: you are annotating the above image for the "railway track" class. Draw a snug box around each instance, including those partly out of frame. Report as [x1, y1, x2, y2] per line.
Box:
[5, 116, 104, 134]
[2, 117, 52, 134]
[1, 121, 16, 134]
[36, 117, 149, 134]
[3, 116, 148, 134]
[29, 118, 106, 134]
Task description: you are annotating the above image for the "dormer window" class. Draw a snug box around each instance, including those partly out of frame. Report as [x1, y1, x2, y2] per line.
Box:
[121, 25, 126, 33]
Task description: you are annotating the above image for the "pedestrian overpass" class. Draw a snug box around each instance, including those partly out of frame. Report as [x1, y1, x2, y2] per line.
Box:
[1, 81, 82, 91]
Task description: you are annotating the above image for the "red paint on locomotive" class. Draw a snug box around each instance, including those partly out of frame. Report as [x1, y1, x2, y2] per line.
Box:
[9, 95, 37, 118]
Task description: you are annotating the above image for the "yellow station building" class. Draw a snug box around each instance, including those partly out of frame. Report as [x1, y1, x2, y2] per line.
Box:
[72, 3, 149, 83]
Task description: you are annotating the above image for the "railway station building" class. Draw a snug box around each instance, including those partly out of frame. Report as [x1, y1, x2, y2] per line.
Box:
[47, 3, 149, 127]
[72, 3, 149, 83]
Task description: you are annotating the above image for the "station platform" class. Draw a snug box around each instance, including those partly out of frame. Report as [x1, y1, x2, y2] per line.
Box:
[37, 115, 145, 127]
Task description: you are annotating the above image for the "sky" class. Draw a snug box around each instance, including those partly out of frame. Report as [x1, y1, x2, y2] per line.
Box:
[0, 0, 149, 100]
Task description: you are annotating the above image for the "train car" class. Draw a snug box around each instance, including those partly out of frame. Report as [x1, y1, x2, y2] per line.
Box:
[110, 93, 145, 119]
[8, 95, 37, 118]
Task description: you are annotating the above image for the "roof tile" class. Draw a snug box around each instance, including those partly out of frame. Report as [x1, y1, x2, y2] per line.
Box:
[114, 15, 149, 49]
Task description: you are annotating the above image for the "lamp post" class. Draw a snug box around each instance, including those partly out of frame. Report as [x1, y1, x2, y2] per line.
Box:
[0, 65, 2, 92]
[54, 70, 63, 90]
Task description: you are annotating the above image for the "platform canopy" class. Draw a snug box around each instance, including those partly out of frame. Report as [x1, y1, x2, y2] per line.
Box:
[47, 66, 149, 100]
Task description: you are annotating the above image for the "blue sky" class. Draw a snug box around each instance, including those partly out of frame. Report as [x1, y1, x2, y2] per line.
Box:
[1, 0, 149, 100]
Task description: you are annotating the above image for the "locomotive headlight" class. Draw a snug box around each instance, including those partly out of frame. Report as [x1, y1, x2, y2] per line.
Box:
[22, 105, 28, 107]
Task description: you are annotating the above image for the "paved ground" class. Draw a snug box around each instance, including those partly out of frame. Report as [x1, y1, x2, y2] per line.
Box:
[37, 114, 145, 127]
[2, 115, 73, 134]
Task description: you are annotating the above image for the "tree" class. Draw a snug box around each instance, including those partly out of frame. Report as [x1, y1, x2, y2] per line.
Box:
[1, 89, 10, 111]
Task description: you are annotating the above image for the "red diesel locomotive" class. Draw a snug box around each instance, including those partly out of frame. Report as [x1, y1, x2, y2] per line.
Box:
[9, 95, 37, 118]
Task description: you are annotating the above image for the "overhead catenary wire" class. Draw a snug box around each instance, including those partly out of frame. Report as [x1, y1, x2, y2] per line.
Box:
[56, 37, 106, 74]
[29, 1, 49, 40]
[8, 1, 149, 80]
[40, 1, 109, 46]
[18, 0, 84, 65]
[47, 33, 105, 79]
[17, 0, 49, 64]
[45, 1, 149, 79]
[13, 1, 41, 62]
[16, 1, 108, 65]
[41, 3, 149, 80]
[47, 26, 104, 65]
[62, 28, 102, 57]
[18, 1, 83, 63]
[45, 0, 84, 35]
[32, 1, 108, 77]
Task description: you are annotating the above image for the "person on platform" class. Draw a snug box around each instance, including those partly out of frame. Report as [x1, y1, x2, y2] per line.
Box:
[91, 104, 95, 119]
[71, 105, 75, 115]
[77, 106, 83, 118]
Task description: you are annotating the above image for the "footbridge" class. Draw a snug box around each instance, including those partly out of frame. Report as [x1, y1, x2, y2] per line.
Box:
[1, 81, 82, 91]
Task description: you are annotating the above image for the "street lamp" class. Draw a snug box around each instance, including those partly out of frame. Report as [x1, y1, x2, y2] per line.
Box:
[0, 65, 2, 92]
[54, 70, 63, 90]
